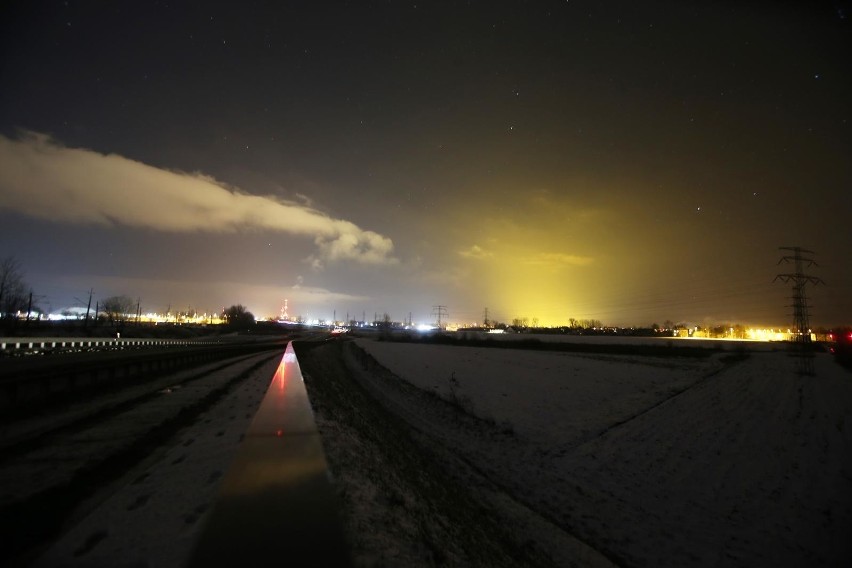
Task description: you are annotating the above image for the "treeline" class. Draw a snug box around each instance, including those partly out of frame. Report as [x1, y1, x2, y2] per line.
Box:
[0, 256, 37, 328]
[1, 255, 256, 332]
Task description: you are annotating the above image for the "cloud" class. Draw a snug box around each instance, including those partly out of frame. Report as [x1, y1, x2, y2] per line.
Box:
[0, 131, 396, 265]
[525, 252, 594, 266]
[456, 242, 592, 267]
[458, 244, 494, 259]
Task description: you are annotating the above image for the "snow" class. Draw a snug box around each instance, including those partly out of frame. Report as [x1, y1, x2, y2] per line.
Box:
[20, 335, 851, 567]
[31, 354, 280, 568]
[453, 331, 784, 351]
[353, 337, 852, 567]
[358, 341, 721, 448]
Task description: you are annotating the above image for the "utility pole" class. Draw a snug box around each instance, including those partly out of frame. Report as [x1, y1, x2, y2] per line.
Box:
[136, 297, 141, 325]
[483, 307, 490, 328]
[85, 288, 93, 328]
[774, 246, 825, 375]
[432, 305, 448, 329]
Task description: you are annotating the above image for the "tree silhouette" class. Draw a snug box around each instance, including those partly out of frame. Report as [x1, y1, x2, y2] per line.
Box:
[101, 295, 135, 324]
[223, 304, 255, 327]
[0, 256, 29, 320]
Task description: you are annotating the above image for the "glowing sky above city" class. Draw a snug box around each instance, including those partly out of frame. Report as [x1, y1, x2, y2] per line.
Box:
[1, 1, 850, 327]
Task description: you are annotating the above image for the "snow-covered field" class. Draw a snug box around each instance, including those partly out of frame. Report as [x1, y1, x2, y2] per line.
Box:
[353, 337, 852, 567]
[17, 336, 850, 567]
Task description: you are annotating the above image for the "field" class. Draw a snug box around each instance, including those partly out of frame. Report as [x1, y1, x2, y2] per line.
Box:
[13, 333, 850, 567]
[297, 336, 852, 567]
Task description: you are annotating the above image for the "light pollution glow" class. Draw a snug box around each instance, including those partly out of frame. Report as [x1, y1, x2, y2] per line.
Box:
[437, 188, 636, 327]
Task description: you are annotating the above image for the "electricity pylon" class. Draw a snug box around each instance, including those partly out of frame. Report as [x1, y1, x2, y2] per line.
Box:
[432, 305, 448, 329]
[774, 246, 824, 375]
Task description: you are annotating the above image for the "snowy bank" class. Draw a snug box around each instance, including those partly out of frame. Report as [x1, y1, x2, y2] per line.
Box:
[353, 337, 852, 567]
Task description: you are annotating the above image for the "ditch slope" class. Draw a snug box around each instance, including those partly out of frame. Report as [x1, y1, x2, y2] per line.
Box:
[295, 339, 614, 568]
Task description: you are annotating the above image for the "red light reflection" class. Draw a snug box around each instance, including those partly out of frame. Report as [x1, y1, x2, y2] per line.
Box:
[274, 355, 287, 392]
[260, 344, 300, 437]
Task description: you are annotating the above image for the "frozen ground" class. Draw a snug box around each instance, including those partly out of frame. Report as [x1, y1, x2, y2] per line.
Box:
[349, 338, 852, 567]
[26, 353, 280, 568]
[14, 337, 850, 567]
[452, 331, 782, 351]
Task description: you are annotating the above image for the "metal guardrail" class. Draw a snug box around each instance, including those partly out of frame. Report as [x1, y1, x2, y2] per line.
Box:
[0, 340, 283, 414]
[187, 341, 351, 567]
[0, 337, 219, 354]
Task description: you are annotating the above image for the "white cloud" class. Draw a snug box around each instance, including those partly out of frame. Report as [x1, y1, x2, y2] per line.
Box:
[0, 131, 396, 266]
[458, 244, 494, 259]
[525, 252, 594, 266]
[456, 243, 592, 267]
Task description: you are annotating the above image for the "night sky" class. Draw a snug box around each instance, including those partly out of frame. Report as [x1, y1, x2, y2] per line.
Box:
[1, 1, 850, 327]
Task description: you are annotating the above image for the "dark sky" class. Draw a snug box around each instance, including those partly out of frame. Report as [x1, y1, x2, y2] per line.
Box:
[1, 0, 850, 327]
